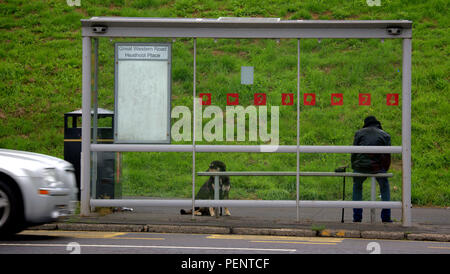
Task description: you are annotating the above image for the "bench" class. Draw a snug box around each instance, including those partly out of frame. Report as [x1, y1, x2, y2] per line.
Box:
[197, 171, 394, 223]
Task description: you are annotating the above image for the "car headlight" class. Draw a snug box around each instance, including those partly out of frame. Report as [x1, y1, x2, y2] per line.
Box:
[42, 168, 64, 188]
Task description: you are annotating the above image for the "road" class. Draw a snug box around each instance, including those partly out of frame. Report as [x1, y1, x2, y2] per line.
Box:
[0, 230, 449, 254]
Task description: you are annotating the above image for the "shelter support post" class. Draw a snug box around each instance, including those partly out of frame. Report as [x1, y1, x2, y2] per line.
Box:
[402, 38, 412, 227]
[192, 38, 197, 220]
[91, 38, 98, 207]
[296, 39, 301, 222]
[80, 36, 91, 216]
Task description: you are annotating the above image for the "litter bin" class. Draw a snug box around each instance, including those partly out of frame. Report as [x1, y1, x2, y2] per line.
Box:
[64, 108, 122, 200]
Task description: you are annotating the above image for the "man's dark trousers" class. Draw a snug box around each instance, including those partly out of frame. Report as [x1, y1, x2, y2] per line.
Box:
[352, 169, 391, 222]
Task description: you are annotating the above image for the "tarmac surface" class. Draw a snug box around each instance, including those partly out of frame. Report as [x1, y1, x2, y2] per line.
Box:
[31, 205, 450, 242]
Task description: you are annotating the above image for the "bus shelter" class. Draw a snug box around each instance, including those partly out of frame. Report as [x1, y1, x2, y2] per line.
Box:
[80, 17, 413, 226]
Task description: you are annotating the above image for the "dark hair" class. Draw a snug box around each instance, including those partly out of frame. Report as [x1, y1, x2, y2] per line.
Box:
[363, 116, 382, 129]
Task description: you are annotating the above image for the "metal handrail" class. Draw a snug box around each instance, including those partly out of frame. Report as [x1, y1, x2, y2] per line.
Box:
[197, 171, 393, 177]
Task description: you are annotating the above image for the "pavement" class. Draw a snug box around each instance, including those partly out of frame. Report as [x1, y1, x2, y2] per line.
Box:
[29, 205, 450, 242]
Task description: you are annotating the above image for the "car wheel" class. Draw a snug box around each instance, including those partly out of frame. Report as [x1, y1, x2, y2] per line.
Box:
[0, 180, 24, 236]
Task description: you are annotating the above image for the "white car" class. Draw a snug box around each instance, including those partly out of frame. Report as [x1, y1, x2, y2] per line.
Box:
[0, 149, 77, 235]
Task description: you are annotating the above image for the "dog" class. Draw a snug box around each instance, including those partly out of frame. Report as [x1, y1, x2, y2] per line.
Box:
[180, 160, 231, 216]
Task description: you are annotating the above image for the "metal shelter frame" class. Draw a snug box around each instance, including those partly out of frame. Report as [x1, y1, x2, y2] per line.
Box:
[80, 17, 413, 226]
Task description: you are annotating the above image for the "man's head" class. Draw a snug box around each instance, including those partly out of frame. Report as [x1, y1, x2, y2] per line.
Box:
[363, 116, 382, 129]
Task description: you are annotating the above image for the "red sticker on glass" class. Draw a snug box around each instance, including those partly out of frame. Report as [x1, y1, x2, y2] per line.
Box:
[227, 93, 239, 105]
[303, 93, 316, 106]
[281, 93, 294, 105]
[254, 93, 266, 105]
[199, 93, 211, 105]
[359, 93, 371, 106]
[386, 93, 399, 106]
[331, 93, 343, 106]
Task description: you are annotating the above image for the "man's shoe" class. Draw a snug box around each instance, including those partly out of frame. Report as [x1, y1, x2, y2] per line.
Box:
[382, 219, 393, 223]
[352, 219, 362, 223]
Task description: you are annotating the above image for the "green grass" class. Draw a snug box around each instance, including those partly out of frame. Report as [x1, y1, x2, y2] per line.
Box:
[0, 0, 449, 206]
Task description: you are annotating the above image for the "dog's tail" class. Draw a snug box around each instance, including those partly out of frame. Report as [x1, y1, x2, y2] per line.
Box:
[180, 209, 192, 215]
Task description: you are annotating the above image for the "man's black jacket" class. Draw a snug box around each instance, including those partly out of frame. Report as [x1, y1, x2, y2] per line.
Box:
[351, 126, 391, 173]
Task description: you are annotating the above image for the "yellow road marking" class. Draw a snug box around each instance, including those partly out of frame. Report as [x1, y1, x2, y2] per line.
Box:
[427, 246, 450, 250]
[112, 237, 165, 240]
[336, 231, 346, 237]
[19, 230, 166, 241]
[207, 234, 343, 243]
[0, 243, 296, 253]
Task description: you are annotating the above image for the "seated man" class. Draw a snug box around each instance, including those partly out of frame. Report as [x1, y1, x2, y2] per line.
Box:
[351, 116, 392, 223]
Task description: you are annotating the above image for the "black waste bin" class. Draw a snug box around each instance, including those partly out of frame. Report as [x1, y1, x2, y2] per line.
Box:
[64, 108, 122, 200]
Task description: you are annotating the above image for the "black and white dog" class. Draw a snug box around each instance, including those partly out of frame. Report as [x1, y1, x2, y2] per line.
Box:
[180, 160, 231, 216]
